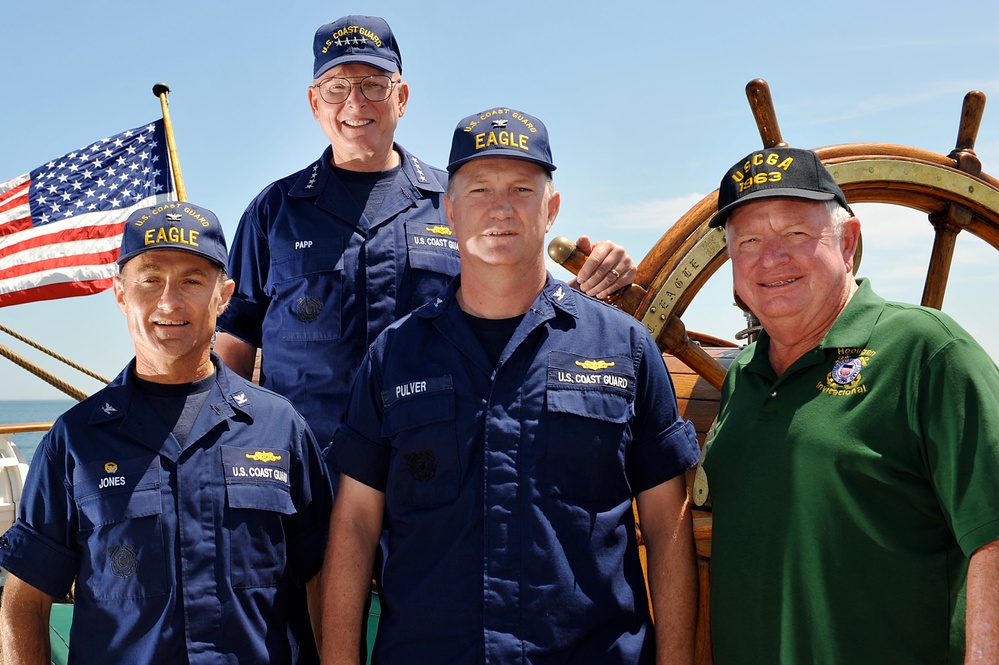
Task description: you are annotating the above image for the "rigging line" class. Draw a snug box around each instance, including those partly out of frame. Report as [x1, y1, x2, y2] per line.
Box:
[0, 323, 111, 384]
[0, 343, 89, 401]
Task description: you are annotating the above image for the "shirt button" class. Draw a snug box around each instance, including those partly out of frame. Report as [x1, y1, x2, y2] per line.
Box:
[770, 391, 777, 398]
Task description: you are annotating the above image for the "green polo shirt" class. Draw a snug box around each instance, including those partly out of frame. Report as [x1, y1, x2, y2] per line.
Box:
[704, 278, 999, 664]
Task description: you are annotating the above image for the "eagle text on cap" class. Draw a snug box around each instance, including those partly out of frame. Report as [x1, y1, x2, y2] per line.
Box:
[129, 202, 210, 250]
[731, 151, 795, 194]
[461, 108, 539, 154]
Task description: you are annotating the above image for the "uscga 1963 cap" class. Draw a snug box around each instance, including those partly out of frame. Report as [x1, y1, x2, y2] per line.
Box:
[711, 147, 850, 227]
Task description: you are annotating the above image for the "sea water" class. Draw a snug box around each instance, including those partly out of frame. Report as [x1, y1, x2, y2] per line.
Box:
[0, 399, 75, 465]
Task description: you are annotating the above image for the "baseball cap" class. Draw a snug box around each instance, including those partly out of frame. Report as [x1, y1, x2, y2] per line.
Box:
[711, 147, 850, 227]
[447, 107, 556, 174]
[313, 16, 402, 80]
[118, 202, 228, 269]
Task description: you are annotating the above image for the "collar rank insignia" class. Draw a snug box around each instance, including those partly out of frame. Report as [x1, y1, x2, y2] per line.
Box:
[232, 392, 248, 406]
[435, 297, 444, 307]
[553, 285, 566, 301]
[101, 402, 117, 415]
[575, 359, 616, 371]
[410, 156, 428, 183]
[246, 451, 282, 462]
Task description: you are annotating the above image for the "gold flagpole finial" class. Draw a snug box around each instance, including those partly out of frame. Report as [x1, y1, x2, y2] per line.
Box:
[152, 82, 188, 202]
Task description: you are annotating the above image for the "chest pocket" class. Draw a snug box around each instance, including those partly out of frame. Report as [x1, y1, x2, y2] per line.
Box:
[270, 239, 345, 342]
[405, 220, 460, 309]
[73, 455, 167, 601]
[545, 352, 636, 507]
[382, 375, 459, 510]
[223, 445, 296, 588]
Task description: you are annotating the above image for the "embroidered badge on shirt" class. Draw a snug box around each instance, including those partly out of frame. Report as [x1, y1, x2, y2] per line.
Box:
[108, 544, 139, 578]
[295, 297, 322, 322]
[547, 351, 634, 395]
[222, 446, 291, 485]
[246, 451, 282, 462]
[816, 349, 875, 396]
[407, 222, 458, 253]
[405, 450, 437, 481]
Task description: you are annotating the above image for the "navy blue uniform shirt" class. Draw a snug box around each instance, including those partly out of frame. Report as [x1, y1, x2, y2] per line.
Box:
[0, 356, 332, 664]
[217, 144, 460, 447]
[333, 275, 700, 664]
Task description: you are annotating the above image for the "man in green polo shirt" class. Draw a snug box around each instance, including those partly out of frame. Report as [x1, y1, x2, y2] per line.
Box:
[702, 146, 999, 663]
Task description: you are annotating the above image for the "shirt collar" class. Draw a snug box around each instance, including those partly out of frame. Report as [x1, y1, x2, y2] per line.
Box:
[290, 143, 446, 198]
[416, 272, 579, 323]
[743, 278, 883, 375]
[88, 353, 252, 427]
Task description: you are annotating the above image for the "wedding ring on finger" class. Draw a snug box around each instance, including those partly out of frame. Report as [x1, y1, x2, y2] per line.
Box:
[610, 268, 621, 280]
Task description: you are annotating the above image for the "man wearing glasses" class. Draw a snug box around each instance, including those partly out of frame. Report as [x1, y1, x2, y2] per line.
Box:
[215, 14, 634, 464]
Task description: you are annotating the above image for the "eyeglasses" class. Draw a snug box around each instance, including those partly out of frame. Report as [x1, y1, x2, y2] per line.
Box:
[312, 75, 400, 104]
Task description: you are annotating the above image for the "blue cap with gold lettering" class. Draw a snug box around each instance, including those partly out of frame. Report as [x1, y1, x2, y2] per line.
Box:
[117, 202, 228, 269]
[711, 147, 850, 227]
[447, 107, 556, 174]
[313, 15, 402, 79]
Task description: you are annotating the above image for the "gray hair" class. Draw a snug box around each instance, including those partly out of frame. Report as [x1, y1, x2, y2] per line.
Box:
[825, 200, 853, 238]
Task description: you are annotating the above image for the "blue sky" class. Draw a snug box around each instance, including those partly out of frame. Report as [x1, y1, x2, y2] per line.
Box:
[2, 0, 999, 400]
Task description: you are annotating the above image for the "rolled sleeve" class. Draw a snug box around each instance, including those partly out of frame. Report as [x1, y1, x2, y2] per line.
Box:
[331, 425, 390, 493]
[217, 205, 269, 347]
[216, 296, 266, 348]
[629, 418, 699, 494]
[0, 521, 77, 599]
[626, 334, 700, 493]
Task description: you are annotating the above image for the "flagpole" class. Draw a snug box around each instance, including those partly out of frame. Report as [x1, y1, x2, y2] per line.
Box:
[152, 82, 188, 202]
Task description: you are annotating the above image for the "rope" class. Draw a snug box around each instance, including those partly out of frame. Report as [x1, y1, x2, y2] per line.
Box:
[0, 343, 89, 402]
[0, 323, 111, 384]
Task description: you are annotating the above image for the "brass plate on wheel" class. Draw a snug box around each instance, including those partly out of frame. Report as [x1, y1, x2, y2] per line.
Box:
[829, 159, 999, 212]
[640, 226, 727, 339]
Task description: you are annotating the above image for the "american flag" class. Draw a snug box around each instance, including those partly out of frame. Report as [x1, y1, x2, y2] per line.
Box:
[0, 120, 176, 307]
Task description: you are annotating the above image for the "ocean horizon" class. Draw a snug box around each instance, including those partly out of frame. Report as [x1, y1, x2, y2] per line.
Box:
[0, 399, 75, 465]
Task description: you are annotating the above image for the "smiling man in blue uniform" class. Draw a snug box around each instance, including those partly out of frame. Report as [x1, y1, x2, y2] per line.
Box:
[213, 15, 636, 452]
[321, 108, 701, 664]
[0, 203, 332, 664]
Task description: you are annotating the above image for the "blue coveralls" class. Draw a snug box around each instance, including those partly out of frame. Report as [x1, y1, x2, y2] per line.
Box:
[217, 144, 460, 448]
[333, 276, 701, 664]
[0, 356, 332, 664]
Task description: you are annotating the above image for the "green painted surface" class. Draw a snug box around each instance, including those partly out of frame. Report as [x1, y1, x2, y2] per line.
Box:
[49, 603, 73, 665]
[366, 590, 381, 657]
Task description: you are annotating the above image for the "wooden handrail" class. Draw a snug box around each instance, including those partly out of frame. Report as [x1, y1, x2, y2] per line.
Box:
[0, 422, 54, 435]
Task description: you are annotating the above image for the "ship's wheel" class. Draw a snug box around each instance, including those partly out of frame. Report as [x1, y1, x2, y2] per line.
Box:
[553, 79, 999, 390]
[549, 78, 999, 663]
